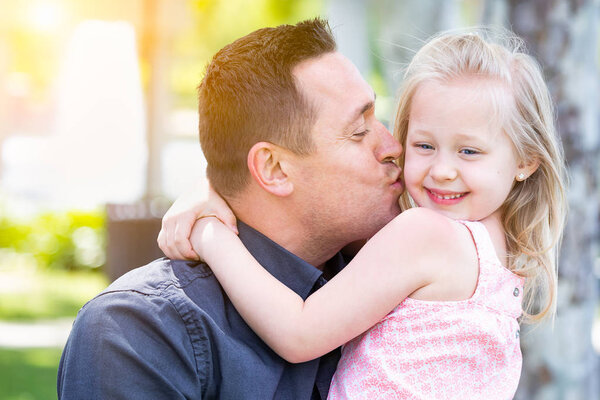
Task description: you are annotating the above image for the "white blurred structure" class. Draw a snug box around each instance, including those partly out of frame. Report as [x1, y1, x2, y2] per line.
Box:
[160, 109, 207, 200]
[2, 20, 147, 209]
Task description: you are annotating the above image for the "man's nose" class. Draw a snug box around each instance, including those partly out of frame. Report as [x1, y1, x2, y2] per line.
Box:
[375, 122, 402, 163]
[430, 153, 458, 181]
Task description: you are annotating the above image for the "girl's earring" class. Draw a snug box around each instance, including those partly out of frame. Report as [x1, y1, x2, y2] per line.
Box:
[517, 173, 526, 181]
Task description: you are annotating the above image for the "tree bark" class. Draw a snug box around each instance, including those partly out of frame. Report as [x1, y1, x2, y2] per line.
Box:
[507, 0, 600, 398]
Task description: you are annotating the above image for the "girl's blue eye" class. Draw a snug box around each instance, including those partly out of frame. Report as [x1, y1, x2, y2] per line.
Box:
[415, 143, 434, 150]
[460, 148, 479, 155]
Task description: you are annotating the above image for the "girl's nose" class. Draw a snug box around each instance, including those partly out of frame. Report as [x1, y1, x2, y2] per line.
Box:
[430, 155, 458, 181]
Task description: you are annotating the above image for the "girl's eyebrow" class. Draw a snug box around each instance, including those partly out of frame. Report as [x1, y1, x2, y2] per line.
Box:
[407, 128, 431, 137]
[408, 130, 487, 146]
[453, 132, 486, 142]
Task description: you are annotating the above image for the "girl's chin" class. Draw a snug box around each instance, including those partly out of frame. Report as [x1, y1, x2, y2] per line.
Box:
[418, 205, 469, 220]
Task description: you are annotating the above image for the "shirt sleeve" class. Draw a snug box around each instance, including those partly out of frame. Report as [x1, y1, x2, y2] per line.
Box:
[57, 290, 204, 399]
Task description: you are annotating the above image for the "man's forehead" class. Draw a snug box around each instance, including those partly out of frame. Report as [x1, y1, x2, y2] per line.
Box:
[292, 51, 342, 75]
[293, 52, 374, 107]
[293, 52, 364, 88]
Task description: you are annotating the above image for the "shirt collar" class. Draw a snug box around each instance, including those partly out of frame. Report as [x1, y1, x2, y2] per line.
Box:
[237, 220, 345, 300]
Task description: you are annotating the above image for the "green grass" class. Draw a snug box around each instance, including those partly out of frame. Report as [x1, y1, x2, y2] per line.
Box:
[0, 269, 109, 399]
[0, 268, 109, 321]
[0, 347, 62, 400]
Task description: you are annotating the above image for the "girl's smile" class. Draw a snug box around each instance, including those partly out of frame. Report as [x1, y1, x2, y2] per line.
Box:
[425, 188, 469, 205]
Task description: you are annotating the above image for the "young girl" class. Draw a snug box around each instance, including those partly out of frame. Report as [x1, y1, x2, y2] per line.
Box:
[168, 31, 567, 398]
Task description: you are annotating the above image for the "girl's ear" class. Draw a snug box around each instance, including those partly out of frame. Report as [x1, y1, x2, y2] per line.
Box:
[516, 158, 540, 181]
[247, 142, 294, 197]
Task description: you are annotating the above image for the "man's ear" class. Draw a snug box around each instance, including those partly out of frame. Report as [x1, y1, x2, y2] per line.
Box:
[247, 142, 294, 197]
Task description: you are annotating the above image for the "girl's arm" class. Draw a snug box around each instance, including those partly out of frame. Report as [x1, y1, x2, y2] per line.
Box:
[191, 207, 455, 363]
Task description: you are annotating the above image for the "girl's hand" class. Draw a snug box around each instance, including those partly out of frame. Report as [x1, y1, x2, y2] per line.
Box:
[189, 216, 238, 263]
[157, 182, 238, 260]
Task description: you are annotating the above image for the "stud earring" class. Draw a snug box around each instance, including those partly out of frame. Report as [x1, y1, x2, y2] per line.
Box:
[517, 173, 526, 181]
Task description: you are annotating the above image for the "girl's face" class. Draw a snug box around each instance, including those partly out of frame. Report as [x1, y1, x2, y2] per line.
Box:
[404, 78, 523, 222]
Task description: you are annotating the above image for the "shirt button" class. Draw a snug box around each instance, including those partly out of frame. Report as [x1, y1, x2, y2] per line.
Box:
[513, 287, 520, 297]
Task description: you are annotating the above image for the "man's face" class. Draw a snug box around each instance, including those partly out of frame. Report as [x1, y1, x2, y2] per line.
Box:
[289, 52, 403, 245]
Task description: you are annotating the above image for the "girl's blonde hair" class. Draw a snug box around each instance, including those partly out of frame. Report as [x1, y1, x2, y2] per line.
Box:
[394, 29, 568, 322]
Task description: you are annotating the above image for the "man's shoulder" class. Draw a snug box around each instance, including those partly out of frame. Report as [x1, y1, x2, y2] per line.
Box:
[87, 257, 219, 303]
[66, 258, 228, 361]
[105, 257, 213, 293]
[76, 257, 223, 328]
[59, 258, 217, 399]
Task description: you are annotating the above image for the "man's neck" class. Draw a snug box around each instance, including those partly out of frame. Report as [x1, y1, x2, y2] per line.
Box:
[242, 217, 341, 269]
[231, 202, 342, 268]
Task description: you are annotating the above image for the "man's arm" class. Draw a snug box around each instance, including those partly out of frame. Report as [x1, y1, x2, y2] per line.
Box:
[57, 291, 202, 399]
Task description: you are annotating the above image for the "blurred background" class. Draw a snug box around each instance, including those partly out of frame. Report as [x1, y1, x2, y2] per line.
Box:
[0, 0, 598, 399]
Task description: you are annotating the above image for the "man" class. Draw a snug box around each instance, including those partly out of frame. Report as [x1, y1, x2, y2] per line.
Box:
[58, 18, 402, 399]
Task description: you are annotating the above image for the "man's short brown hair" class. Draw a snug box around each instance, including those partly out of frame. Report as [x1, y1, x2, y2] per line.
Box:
[198, 18, 336, 197]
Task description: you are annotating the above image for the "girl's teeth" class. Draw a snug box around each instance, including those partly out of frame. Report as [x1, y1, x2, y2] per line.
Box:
[434, 193, 462, 199]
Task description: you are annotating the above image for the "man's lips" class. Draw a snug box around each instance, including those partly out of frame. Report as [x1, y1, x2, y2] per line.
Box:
[390, 169, 404, 191]
[426, 188, 468, 204]
[391, 177, 404, 191]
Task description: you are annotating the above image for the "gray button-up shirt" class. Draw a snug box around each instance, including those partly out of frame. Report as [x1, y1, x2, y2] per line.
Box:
[58, 221, 345, 399]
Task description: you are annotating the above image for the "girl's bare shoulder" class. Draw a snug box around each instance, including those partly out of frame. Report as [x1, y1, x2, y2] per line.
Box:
[386, 207, 462, 245]
[382, 208, 479, 300]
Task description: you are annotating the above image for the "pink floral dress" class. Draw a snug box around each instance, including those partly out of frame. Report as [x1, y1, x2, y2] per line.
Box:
[328, 220, 525, 400]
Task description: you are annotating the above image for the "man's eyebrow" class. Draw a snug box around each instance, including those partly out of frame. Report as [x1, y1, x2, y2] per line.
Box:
[358, 100, 375, 117]
[345, 93, 376, 129]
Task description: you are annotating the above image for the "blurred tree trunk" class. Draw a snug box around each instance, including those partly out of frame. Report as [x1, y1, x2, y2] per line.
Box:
[327, 0, 372, 80]
[141, 0, 166, 200]
[141, 0, 182, 200]
[0, 39, 8, 179]
[372, 0, 463, 96]
[507, 1, 600, 399]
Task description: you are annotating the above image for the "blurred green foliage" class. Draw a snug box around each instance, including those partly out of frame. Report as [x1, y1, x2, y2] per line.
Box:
[0, 209, 106, 271]
[0, 269, 108, 321]
[170, 0, 323, 107]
